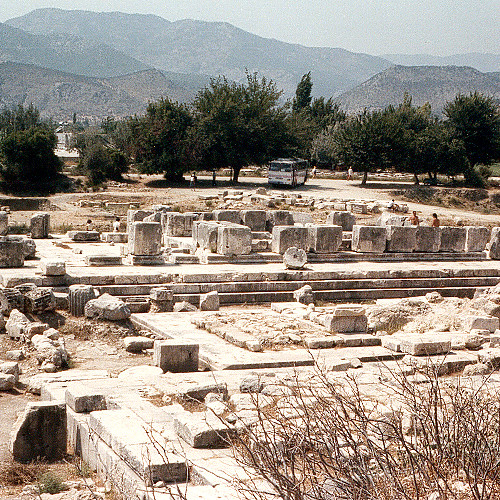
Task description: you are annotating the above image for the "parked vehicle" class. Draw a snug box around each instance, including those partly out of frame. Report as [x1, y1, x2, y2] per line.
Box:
[268, 158, 308, 186]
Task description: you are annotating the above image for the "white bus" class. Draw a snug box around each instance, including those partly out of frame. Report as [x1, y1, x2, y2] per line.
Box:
[268, 158, 308, 187]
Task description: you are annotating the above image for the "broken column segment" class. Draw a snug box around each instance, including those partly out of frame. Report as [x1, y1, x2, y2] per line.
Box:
[68, 284, 97, 317]
[283, 246, 307, 269]
[351, 225, 387, 253]
[30, 212, 50, 239]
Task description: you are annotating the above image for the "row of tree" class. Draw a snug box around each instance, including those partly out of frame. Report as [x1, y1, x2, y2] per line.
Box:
[0, 72, 499, 190]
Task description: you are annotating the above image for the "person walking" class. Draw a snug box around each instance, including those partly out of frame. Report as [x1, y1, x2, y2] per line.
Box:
[212, 170, 217, 186]
[113, 217, 120, 232]
[190, 172, 196, 189]
[347, 167, 353, 180]
[311, 166, 317, 178]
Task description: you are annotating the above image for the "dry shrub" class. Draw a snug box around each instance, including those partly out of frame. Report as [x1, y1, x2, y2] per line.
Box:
[0, 460, 46, 486]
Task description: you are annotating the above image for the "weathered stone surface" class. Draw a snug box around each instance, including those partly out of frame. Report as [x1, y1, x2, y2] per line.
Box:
[463, 363, 490, 376]
[308, 225, 342, 253]
[5, 350, 25, 361]
[85, 294, 131, 321]
[68, 284, 96, 317]
[129, 221, 162, 256]
[179, 382, 228, 401]
[0, 237, 24, 267]
[348, 202, 368, 214]
[240, 375, 264, 393]
[240, 210, 266, 231]
[293, 285, 314, 304]
[31, 334, 68, 368]
[10, 401, 66, 462]
[0, 211, 8, 235]
[351, 225, 386, 253]
[174, 301, 198, 312]
[488, 227, 500, 260]
[385, 226, 417, 253]
[464, 226, 490, 252]
[154, 340, 199, 373]
[5, 309, 30, 340]
[326, 211, 356, 231]
[462, 315, 499, 333]
[0, 373, 15, 390]
[305, 337, 338, 349]
[292, 212, 315, 224]
[124, 297, 150, 313]
[439, 226, 467, 252]
[322, 314, 368, 333]
[30, 212, 50, 238]
[272, 226, 309, 254]
[174, 411, 234, 448]
[0, 287, 24, 313]
[399, 336, 451, 356]
[101, 232, 128, 243]
[67, 231, 100, 241]
[377, 213, 408, 226]
[123, 336, 154, 353]
[217, 224, 252, 256]
[162, 212, 197, 237]
[65, 382, 107, 413]
[283, 246, 307, 269]
[266, 210, 294, 231]
[193, 221, 219, 252]
[149, 287, 174, 312]
[213, 210, 241, 224]
[126, 209, 153, 229]
[24, 287, 56, 313]
[40, 259, 66, 276]
[415, 226, 441, 253]
[200, 291, 220, 311]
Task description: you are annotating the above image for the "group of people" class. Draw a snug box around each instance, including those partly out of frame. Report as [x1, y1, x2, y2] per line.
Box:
[407, 211, 440, 227]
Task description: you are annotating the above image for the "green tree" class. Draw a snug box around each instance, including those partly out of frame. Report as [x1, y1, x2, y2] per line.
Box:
[129, 98, 193, 181]
[192, 73, 292, 183]
[0, 105, 61, 190]
[444, 92, 500, 173]
[292, 72, 313, 112]
[80, 144, 127, 186]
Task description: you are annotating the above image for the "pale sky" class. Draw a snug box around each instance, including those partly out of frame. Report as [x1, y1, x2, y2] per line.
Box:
[1, 0, 499, 56]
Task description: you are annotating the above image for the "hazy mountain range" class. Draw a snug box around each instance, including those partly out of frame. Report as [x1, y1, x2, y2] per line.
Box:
[0, 8, 499, 120]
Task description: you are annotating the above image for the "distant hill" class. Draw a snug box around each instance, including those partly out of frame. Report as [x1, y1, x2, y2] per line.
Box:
[6, 8, 393, 98]
[0, 21, 150, 78]
[383, 53, 500, 73]
[336, 65, 500, 115]
[0, 62, 202, 121]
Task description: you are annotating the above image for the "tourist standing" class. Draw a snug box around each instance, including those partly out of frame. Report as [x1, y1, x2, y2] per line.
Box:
[347, 167, 353, 180]
[113, 217, 120, 232]
[409, 211, 420, 226]
[431, 213, 440, 227]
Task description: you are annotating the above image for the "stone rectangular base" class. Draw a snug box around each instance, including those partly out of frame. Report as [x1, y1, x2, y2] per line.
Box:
[85, 255, 123, 266]
[154, 340, 199, 373]
[67, 231, 100, 241]
[126, 254, 165, 266]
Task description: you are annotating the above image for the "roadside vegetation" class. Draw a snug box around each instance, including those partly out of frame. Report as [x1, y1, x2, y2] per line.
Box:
[0, 73, 498, 192]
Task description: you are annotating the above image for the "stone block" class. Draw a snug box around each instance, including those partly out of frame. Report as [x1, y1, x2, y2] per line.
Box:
[123, 297, 150, 313]
[123, 336, 154, 353]
[85, 255, 122, 266]
[10, 401, 66, 462]
[415, 226, 441, 253]
[439, 226, 466, 252]
[266, 210, 294, 231]
[193, 221, 219, 252]
[308, 225, 342, 253]
[65, 382, 107, 413]
[332, 305, 366, 316]
[399, 336, 451, 356]
[129, 222, 162, 256]
[126, 209, 153, 230]
[0, 211, 8, 235]
[200, 291, 220, 311]
[162, 212, 197, 237]
[0, 237, 24, 267]
[326, 211, 356, 231]
[271, 226, 309, 254]
[240, 210, 266, 231]
[351, 225, 386, 253]
[462, 315, 499, 333]
[377, 213, 407, 226]
[216, 224, 252, 256]
[292, 212, 314, 224]
[30, 212, 50, 238]
[150, 287, 173, 302]
[154, 340, 199, 373]
[465, 226, 490, 252]
[67, 231, 100, 241]
[101, 232, 128, 243]
[5, 309, 30, 340]
[174, 411, 234, 448]
[213, 210, 241, 224]
[24, 287, 56, 313]
[488, 227, 500, 260]
[385, 226, 417, 252]
[0, 373, 15, 390]
[322, 314, 368, 333]
[0, 287, 24, 313]
[40, 259, 66, 276]
[283, 247, 307, 269]
[293, 285, 314, 304]
[84, 294, 131, 321]
[348, 202, 368, 214]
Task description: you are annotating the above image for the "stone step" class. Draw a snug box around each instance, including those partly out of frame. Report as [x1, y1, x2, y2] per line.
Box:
[96, 276, 500, 297]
